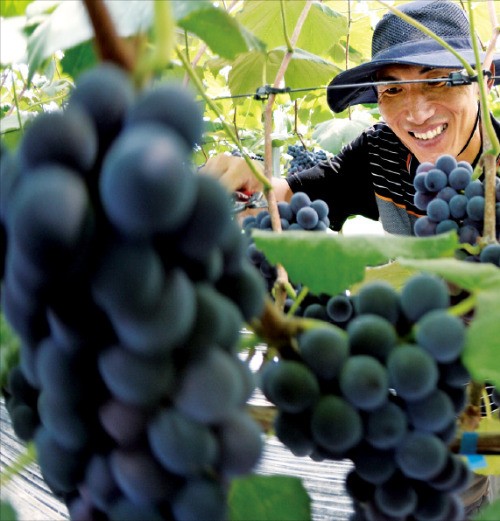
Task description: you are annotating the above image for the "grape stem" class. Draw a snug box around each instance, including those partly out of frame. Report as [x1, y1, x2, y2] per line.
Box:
[249, 297, 347, 359]
[81, 0, 135, 74]
[448, 292, 477, 318]
[468, 0, 500, 243]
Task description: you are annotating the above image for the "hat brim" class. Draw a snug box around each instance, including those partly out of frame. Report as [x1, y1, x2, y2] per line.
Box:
[327, 49, 500, 113]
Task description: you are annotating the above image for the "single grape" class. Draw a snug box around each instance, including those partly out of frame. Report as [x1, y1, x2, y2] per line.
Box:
[84, 454, 121, 512]
[98, 345, 175, 407]
[426, 198, 450, 222]
[414, 216, 437, 236]
[374, 472, 418, 518]
[298, 327, 349, 381]
[435, 219, 459, 234]
[339, 355, 388, 411]
[34, 426, 87, 495]
[290, 192, 311, 214]
[296, 206, 319, 230]
[147, 408, 218, 476]
[349, 442, 397, 485]
[310, 199, 329, 220]
[479, 243, 500, 266]
[326, 294, 354, 323]
[436, 186, 458, 202]
[416, 162, 435, 174]
[67, 62, 134, 155]
[100, 123, 196, 237]
[174, 348, 245, 424]
[413, 172, 429, 192]
[18, 107, 97, 174]
[435, 154, 457, 175]
[277, 201, 294, 222]
[311, 395, 363, 454]
[415, 309, 465, 363]
[466, 195, 485, 221]
[355, 280, 401, 325]
[464, 179, 484, 199]
[98, 399, 149, 447]
[406, 389, 456, 433]
[424, 169, 447, 192]
[414, 192, 435, 212]
[216, 410, 263, 477]
[347, 314, 397, 362]
[261, 360, 320, 414]
[448, 166, 472, 191]
[400, 273, 450, 322]
[125, 82, 204, 148]
[274, 411, 314, 457]
[395, 431, 448, 480]
[110, 448, 179, 506]
[172, 477, 227, 521]
[386, 344, 439, 401]
[364, 401, 408, 450]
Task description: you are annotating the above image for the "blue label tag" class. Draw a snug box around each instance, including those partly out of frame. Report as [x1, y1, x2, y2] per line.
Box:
[465, 455, 488, 470]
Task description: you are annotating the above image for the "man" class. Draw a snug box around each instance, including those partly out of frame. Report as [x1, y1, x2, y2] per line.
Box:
[201, 0, 500, 517]
[201, 0, 499, 237]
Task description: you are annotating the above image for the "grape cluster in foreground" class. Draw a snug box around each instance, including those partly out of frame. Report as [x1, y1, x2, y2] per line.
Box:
[413, 154, 500, 257]
[261, 275, 472, 521]
[0, 63, 266, 521]
[286, 144, 329, 174]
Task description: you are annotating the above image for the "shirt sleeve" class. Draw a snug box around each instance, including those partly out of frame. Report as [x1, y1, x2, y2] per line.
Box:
[286, 132, 379, 231]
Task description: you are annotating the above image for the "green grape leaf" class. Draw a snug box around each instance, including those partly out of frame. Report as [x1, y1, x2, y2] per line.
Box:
[397, 258, 500, 292]
[235, 0, 347, 59]
[351, 261, 418, 294]
[252, 230, 458, 296]
[269, 48, 340, 102]
[463, 286, 500, 387]
[60, 41, 97, 80]
[0, 500, 17, 521]
[173, 1, 262, 59]
[397, 258, 500, 387]
[229, 475, 311, 521]
[0, 0, 32, 17]
[473, 497, 500, 521]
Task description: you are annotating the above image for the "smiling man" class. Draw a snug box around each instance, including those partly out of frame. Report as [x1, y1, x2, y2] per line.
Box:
[201, 0, 499, 237]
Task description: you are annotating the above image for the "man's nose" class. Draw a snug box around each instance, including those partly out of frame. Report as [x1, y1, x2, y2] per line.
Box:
[404, 91, 435, 125]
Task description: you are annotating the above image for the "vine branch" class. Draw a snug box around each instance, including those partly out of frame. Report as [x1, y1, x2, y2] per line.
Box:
[81, 0, 135, 73]
[262, 0, 314, 310]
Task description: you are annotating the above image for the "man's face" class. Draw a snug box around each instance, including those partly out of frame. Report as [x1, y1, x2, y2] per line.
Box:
[376, 65, 480, 164]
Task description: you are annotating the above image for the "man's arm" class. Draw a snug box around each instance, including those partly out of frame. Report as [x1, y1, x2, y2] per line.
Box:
[198, 154, 292, 201]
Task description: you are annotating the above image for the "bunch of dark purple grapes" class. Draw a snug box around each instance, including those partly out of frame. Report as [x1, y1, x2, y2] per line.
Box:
[413, 154, 500, 265]
[0, 63, 266, 521]
[286, 145, 329, 174]
[260, 274, 473, 521]
[242, 191, 330, 289]
[242, 192, 361, 329]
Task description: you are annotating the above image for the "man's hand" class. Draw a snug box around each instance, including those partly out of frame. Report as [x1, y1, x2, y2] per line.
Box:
[198, 154, 265, 194]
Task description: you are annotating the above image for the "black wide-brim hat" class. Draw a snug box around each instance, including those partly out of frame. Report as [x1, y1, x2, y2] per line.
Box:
[327, 0, 500, 113]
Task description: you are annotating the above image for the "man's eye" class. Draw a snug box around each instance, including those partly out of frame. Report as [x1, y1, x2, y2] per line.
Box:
[428, 80, 447, 88]
[381, 87, 401, 96]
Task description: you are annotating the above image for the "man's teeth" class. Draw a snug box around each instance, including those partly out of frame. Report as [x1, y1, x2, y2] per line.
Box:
[412, 124, 447, 140]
